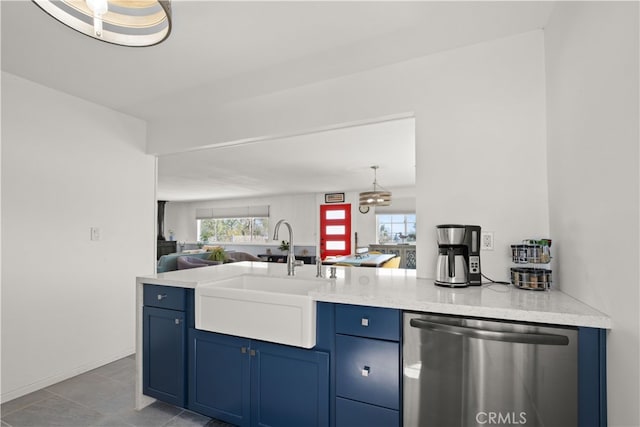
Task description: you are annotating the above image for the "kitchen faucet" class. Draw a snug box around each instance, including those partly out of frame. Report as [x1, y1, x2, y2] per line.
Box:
[273, 219, 298, 276]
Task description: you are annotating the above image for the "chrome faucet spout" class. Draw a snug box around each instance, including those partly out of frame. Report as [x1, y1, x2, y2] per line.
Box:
[273, 219, 296, 276]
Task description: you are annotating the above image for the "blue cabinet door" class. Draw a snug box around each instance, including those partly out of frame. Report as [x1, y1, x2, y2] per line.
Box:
[188, 329, 251, 427]
[251, 341, 330, 427]
[189, 330, 330, 427]
[143, 306, 186, 407]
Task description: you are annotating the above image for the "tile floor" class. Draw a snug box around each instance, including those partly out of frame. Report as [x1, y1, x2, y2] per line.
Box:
[1, 354, 233, 427]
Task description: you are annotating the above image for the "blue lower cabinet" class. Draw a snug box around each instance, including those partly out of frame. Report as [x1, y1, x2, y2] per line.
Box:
[188, 329, 330, 427]
[252, 341, 330, 427]
[188, 329, 251, 427]
[142, 306, 186, 407]
[336, 397, 399, 427]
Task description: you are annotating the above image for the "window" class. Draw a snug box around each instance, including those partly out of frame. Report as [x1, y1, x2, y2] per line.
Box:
[377, 214, 416, 244]
[197, 217, 269, 243]
[195, 205, 270, 244]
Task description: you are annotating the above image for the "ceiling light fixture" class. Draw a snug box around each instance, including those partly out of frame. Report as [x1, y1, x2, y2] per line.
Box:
[32, 0, 172, 47]
[359, 165, 392, 207]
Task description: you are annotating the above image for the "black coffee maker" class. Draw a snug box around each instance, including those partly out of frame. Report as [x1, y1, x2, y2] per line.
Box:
[435, 224, 482, 287]
[464, 225, 482, 286]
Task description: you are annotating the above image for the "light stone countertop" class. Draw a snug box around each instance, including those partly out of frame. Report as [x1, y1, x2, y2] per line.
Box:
[136, 261, 611, 329]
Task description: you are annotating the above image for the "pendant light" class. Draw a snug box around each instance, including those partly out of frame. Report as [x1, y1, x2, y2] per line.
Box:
[33, 0, 172, 47]
[359, 165, 392, 207]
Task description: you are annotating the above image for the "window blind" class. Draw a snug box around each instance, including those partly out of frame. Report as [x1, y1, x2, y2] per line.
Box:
[195, 205, 270, 219]
[374, 207, 414, 214]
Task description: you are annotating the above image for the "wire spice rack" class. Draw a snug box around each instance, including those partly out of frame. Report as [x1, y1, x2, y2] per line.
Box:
[510, 239, 552, 291]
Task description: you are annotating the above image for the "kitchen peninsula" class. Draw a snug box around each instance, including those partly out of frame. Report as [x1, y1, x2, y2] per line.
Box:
[136, 261, 610, 426]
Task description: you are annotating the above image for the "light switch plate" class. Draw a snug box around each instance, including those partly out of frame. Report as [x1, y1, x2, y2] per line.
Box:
[90, 227, 101, 241]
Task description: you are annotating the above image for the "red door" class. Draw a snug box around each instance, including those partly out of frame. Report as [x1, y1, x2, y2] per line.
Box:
[320, 204, 351, 259]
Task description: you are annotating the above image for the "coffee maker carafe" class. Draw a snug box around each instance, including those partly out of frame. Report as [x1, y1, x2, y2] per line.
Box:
[435, 224, 482, 287]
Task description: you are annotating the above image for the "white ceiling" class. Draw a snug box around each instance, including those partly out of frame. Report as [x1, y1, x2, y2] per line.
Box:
[1, 1, 555, 201]
[158, 117, 416, 201]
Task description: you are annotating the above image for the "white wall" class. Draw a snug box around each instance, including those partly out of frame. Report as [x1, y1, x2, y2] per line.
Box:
[545, 3, 639, 425]
[150, 31, 549, 282]
[414, 31, 548, 280]
[1, 73, 156, 402]
[163, 200, 193, 243]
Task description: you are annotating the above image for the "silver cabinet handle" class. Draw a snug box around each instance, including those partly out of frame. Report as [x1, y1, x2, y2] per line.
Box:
[361, 317, 369, 327]
[157, 294, 167, 301]
[361, 366, 370, 377]
[174, 318, 181, 325]
[409, 318, 570, 346]
[241, 347, 256, 356]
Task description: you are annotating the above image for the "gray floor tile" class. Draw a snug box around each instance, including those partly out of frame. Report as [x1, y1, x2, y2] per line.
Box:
[117, 401, 182, 427]
[1, 389, 54, 417]
[89, 415, 135, 427]
[162, 410, 212, 427]
[1, 356, 233, 427]
[204, 419, 235, 427]
[2, 395, 105, 427]
[89, 357, 135, 380]
[90, 386, 136, 417]
[46, 372, 132, 415]
[105, 366, 136, 387]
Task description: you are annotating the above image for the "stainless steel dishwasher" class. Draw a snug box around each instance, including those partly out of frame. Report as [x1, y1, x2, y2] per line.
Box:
[403, 313, 578, 427]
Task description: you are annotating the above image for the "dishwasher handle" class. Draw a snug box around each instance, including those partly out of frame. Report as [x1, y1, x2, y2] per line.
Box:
[409, 318, 570, 346]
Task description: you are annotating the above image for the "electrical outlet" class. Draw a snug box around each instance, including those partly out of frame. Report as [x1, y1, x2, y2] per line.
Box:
[481, 232, 494, 250]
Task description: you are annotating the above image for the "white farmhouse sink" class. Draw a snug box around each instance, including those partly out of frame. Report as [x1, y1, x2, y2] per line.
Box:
[195, 274, 324, 348]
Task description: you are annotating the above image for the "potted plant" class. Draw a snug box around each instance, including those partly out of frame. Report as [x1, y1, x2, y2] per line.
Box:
[279, 240, 290, 252]
[208, 246, 227, 262]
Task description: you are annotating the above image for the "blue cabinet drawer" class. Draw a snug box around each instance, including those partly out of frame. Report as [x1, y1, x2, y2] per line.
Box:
[335, 304, 400, 341]
[336, 397, 399, 427]
[335, 334, 400, 410]
[144, 284, 186, 311]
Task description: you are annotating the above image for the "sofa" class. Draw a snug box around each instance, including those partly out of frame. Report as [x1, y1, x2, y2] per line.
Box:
[157, 251, 213, 273]
[157, 250, 263, 273]
[177, 256, 222, 270]
[226, 252, 262, 262]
